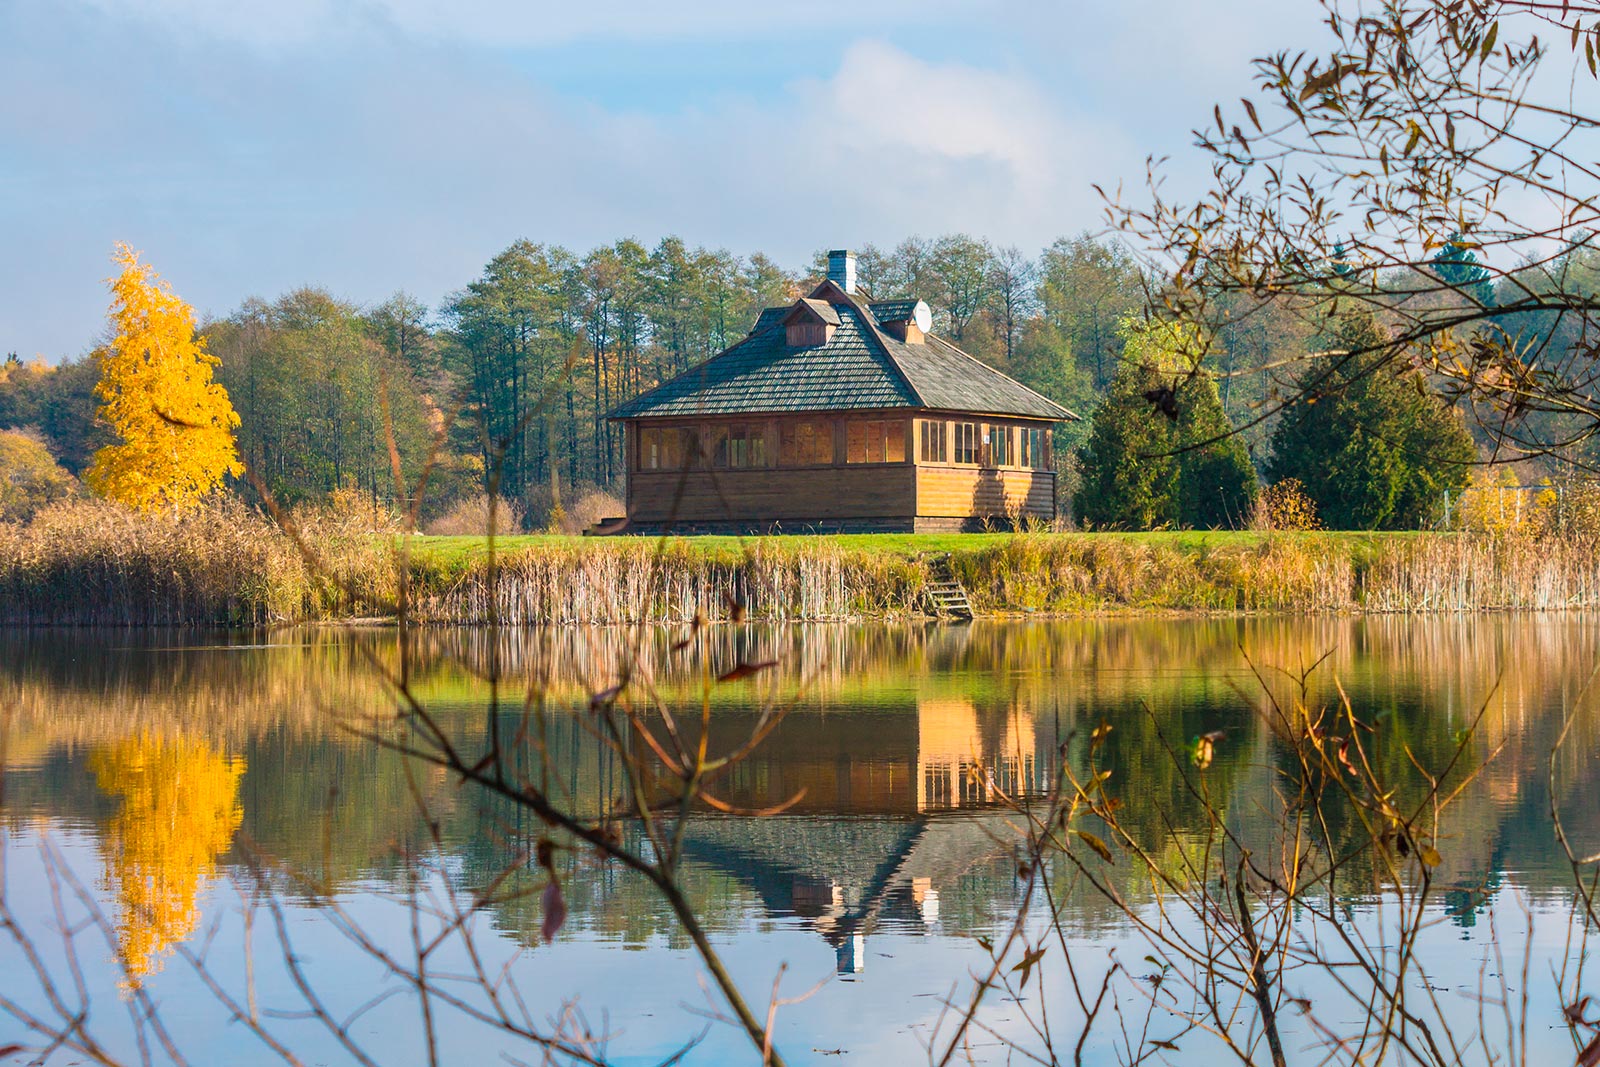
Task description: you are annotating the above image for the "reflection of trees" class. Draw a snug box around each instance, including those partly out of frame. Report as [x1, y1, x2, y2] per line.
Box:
[88, 734, 245, 984]
[7, 616, 1597, 953]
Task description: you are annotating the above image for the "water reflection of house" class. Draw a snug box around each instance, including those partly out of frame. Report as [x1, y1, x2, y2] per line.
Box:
[683, 811, 1021, 974]
[711, 691, 1051, 818]
[916, 698, 1038, 811]
[689, 690, 1048, 973]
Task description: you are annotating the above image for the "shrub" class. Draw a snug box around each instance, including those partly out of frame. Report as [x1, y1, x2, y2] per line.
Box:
[1252, 478, 1321, 531]
[1453, 467, 1531, 536]
[0, 428, 79, 522]
[554, 487, 626, 535]
[424, 494, 525, 537]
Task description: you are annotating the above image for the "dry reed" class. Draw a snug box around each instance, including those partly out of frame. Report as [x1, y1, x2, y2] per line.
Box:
[6, 509, 1600, 625]
[0, 499, 395, 626]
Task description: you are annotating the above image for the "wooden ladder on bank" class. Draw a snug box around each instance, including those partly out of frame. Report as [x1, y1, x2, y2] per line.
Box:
[924, 554, 975, 620]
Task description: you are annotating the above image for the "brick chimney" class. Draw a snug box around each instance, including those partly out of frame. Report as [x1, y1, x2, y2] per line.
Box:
[826, 249, 857, 295]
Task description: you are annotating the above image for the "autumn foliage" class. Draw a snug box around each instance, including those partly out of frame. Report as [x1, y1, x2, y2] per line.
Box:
[89, 733, 246, 984]
[85, 244, 241, 511]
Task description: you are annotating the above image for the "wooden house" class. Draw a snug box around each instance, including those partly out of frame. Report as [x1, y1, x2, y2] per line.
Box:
[606, 250, 1078, 534]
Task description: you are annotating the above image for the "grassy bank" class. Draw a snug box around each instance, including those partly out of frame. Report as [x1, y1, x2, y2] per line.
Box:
[5, 502, 1600, 625]
[409, 528, 1600, 622]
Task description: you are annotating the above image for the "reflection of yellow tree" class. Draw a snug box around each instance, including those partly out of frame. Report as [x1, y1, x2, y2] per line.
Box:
[89, 734, 245, 984]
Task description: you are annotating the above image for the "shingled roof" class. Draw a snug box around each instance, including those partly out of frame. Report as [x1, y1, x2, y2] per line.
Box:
[609, 284, 1077, 421]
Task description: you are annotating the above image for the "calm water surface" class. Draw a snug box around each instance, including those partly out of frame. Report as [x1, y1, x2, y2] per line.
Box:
[2, 618, 1598, 1064]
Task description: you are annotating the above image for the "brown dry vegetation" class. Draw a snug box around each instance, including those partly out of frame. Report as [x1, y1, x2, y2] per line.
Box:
[4, 502, 1600, 625]
[0, 499, 396, 625]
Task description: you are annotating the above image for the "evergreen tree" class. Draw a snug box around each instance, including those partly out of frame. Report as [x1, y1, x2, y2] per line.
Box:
[1175, 374, 1258, 529]
[1075, 361, 1179, 529]
[1267, 310, 1475, 529]
[1075, 321, 1257, 529]
[1430, 232, 1495, 307]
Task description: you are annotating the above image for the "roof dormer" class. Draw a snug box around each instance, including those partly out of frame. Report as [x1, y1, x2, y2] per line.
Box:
[782, 298, 840, 348]
[871, 299, 932, 345]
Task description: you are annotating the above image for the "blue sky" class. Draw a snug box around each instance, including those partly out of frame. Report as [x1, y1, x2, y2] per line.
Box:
[1, 0, 1325, 359]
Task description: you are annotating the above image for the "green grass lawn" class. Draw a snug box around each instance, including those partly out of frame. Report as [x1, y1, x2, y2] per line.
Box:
[406, 528, 1430, 566]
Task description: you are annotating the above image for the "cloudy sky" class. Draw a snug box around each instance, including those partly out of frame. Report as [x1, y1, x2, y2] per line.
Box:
[2, 0, 1327, 359]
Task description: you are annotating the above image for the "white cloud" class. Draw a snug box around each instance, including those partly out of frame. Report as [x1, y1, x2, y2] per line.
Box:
[1, 0, 1312, 358]
[821, 41, 1062, 186]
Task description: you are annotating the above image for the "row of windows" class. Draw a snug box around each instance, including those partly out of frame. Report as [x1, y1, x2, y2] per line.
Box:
[925, 421, 1051, 470]
[638, 419, 1051, 470]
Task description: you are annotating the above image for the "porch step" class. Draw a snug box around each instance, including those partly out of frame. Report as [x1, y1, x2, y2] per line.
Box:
[923, 555, 975, 620]
[582, 516, 631, 537]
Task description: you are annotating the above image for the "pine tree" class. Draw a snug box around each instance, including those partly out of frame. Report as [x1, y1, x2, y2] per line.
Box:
[1430, 232, 1496, 307]
[1268, 310, 1474, 529]
[85, 244, 242, 510]
[1075, 320, 1257, 529]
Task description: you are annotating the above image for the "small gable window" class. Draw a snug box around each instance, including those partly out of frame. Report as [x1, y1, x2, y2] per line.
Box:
[783, 298, 841, 348]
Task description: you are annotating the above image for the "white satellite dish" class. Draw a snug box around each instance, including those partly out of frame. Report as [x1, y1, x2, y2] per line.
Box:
[912, 300, 932, 334]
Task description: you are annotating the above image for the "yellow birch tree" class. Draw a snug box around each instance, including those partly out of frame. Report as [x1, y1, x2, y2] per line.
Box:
[85, 243, 242, 510]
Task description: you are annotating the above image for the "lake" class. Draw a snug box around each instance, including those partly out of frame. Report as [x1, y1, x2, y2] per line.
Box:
[3, 617, 1598, 1065]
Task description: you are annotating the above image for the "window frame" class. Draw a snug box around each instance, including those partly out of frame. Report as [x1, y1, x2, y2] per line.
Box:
[953, 422, 980, 465]
[779, 419, 834, 467]
[992, 424, 1013, 467]
[639, 426, 691, 471]
[711, 422, 769, 469]
[919, 419, 947, 464]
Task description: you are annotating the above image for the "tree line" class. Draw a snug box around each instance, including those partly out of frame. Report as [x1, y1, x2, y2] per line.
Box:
[3, 230, 1596, 529]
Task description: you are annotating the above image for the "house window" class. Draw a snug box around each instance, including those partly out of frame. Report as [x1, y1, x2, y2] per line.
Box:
[712, 424, 768, 469]
[1024, 427, 1048, 469]
[639, 427, 690, 471]
[780, 420, 833, 466]
[992, 425, 1013, 467]
[846, 419, 907, 463]
[953, 422, 980, 465]
[919, 420, 947, 463]
[1032, 428, 1050, 469]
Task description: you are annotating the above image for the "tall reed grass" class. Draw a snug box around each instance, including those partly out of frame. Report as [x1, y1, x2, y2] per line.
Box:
[952, 530, 1600, 613]
[5, 504, 1600, 625]
[415, 537, 926, 624]
[0, 500, 395, 625]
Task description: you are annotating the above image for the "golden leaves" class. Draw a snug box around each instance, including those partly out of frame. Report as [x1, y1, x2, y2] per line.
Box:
[85, 244, 242, 512]
[1190, 730, 1225, 769]
[89, 733, 246, 985]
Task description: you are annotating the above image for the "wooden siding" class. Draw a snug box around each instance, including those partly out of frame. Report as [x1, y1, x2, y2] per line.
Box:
[628, 464, 918, 524]
[915, 465, 1054, 520]
[622, 414, 1056, 531]
[785, 321, 833, 347]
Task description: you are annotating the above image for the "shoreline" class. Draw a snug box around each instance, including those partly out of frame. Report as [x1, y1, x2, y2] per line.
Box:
[5, 510, 1600, 626]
